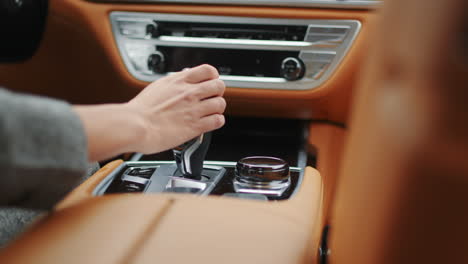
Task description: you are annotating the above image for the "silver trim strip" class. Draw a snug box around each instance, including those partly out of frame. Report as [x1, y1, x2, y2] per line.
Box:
[121, 175, 150, 184]
[125, 160, 302, 171]
[89, 0, 381, 10]
[183, 134, 203, 175]
[157, 36, 313, 50]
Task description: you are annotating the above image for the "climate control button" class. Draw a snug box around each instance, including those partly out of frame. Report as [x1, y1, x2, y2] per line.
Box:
[147, 51, 166, 74]
[280, 57, 305, 81]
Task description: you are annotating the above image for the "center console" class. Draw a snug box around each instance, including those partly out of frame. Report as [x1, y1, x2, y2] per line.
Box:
[93, 117, 311, 201]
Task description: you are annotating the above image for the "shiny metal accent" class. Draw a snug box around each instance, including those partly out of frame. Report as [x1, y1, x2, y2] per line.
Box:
[236, 156, 290, 181]
[89, 0, 381, 10]
[234, 156, 291, 197]
[173, 134, 204, 175]
[165, 177, 207, 191]
[118, 21, 148, 38]
[129, 152, 144, 161]
[233, 180, 291, 196]
[121, 175, 150, 185]
[280, 57, 305, 81]
[110, 12, 361, 90]
[156, 36, 313, 50]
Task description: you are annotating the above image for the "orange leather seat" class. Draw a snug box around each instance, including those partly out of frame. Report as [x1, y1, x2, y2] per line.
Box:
[330, 0, 468, 263]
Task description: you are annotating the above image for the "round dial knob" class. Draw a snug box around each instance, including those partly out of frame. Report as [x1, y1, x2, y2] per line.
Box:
[147, 51, 166, 74]
[236, 156, 290, 183]
[280, 57, 305, 81]
[145, 23, 160, 38]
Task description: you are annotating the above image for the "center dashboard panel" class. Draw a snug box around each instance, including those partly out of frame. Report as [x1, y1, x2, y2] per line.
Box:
[111, 12, 361, 90]
[0, 0, 374, 121]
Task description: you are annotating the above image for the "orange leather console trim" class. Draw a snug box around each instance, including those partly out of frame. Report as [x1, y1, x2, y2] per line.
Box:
[0, 195, 174, 264]
[0, 0, 375, 123]
[0, 166, 323, 264]
[329, 0, 468, 263]
[56, 159, 124, 210]
[132, 167, 323, 264]
[308, 123, 346, 223]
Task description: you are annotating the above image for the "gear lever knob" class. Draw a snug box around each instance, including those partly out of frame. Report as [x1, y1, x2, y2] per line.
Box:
[173, 132, 212, 180]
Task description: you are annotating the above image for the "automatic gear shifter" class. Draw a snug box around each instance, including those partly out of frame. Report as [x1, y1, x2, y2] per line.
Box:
[173, 132, 212, 180]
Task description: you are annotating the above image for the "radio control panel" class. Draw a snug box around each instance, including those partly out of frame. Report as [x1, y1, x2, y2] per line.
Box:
[110, 12, 361, 90]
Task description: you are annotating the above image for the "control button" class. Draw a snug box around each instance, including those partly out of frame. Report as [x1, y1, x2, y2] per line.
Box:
[233, 156, 291, 197]
[127, 167, 156, 179]
[119, 181, 146, 193]
[280, 57, 305, 81]
[118, 21, 148, 38]
[147, 51, 166, 74]
[146, 23, 160, 38]
[236, 156, 290, 182]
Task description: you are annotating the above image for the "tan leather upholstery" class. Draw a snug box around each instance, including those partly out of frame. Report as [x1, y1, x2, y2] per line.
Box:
[308, 124, 347, 223]
[330, 0, 468, 263]
[132, 167, 323, 263]
[0, 195, 174, 264]
[0, 164, 323, 264]
[56, 159, 124, 210]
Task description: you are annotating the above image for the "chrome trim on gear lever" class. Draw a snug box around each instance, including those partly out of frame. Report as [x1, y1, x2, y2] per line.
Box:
[173, 134, 204, 176]
[173, 132, 212, 180]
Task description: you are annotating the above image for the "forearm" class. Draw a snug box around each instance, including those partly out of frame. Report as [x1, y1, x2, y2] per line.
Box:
[73, 103, 147, 162]
[0, 88, 88, 208]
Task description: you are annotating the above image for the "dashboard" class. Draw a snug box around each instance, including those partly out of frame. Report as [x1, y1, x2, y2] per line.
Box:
[0, 0, 378, 122]
[0, 0, 380, 263]
[88, 0, 381, 9]
[1, 2, 466, 264]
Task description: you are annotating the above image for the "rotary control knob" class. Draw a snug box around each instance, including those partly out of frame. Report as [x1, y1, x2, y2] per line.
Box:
[147, 51, 166, 74]
[145, 22, 160, 38]
[233, 156, 291, 197]
[280, 57, 305, 81]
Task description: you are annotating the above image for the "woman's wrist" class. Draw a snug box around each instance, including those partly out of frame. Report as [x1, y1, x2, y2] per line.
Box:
[74, 103, 148, 162]
[120, 102, 152, 154]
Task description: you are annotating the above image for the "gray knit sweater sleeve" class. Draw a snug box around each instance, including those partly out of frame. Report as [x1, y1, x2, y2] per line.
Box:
[0, 88, 88, 209]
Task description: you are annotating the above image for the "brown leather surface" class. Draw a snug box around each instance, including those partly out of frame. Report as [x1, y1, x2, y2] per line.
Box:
[132, 167, 323, 264]
[0, 165, 323, 264]
[56, 159, 124, 210]
[330, 0, 468, 263]
[308, 123, 346, 223]
[0, 195, 174, 264]
[0, 0, 375, 122]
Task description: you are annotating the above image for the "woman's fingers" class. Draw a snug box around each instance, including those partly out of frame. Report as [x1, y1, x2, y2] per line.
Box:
[198, 114, 226, 132]
[193, 78, 226, 100]
[182, 64, 219, 83]
[196, 96, 227, 117]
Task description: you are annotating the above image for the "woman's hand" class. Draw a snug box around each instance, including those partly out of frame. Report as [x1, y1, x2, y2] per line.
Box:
[74, 64, 226, 162]
[127, 64, 226, 154]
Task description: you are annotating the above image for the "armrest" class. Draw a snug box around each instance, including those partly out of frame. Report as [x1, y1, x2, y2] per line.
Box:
[0, 165, 322, 264]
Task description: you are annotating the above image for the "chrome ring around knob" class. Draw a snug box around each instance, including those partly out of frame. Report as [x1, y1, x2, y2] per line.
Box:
[147, 51, 166, 74]
[234, 156, 291, 197]
[236, 156, 289, 182]
[280, 57, 305, 81]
